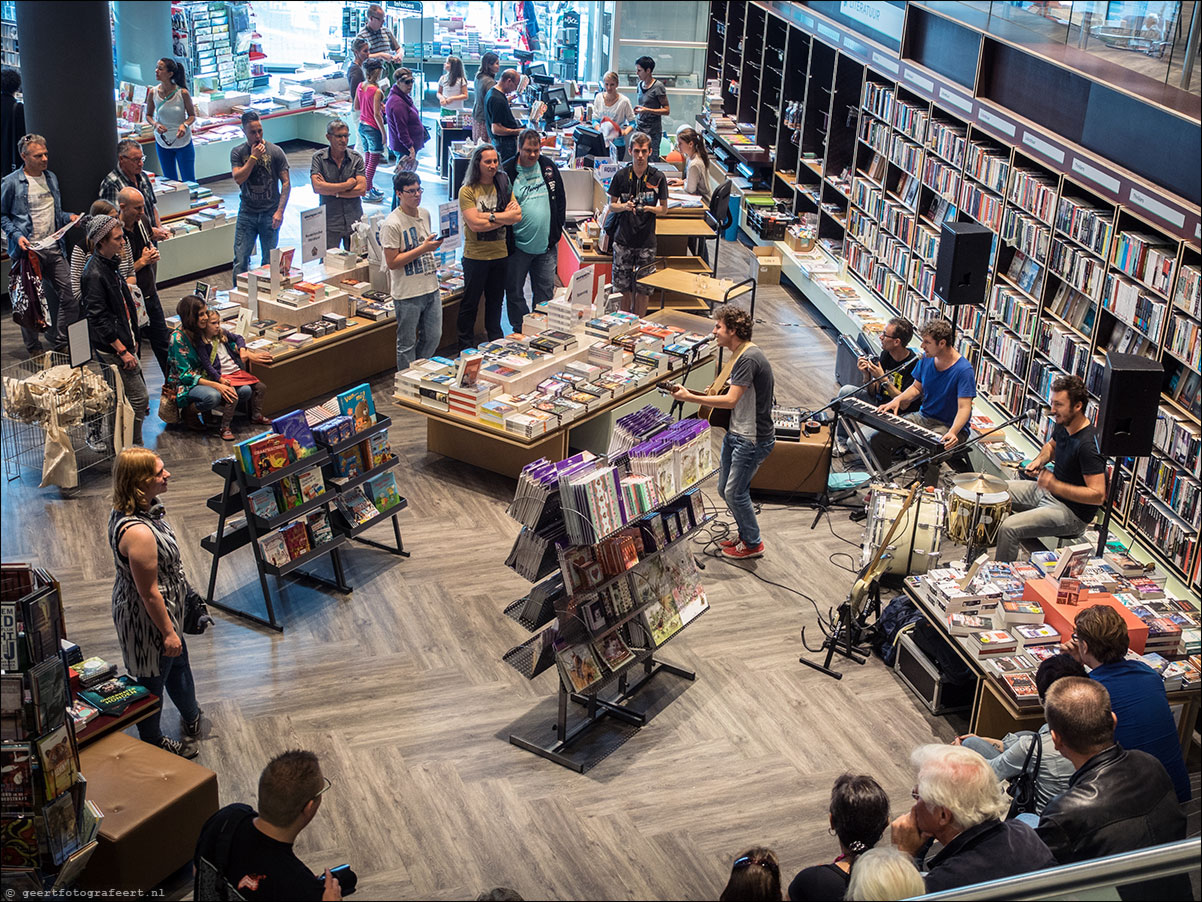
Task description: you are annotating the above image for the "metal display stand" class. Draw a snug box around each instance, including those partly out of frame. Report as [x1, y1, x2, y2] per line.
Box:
[201, 416, 407, 631]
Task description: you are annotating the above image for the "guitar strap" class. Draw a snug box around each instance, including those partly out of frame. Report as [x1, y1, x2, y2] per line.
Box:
[706, 340, 753, 396]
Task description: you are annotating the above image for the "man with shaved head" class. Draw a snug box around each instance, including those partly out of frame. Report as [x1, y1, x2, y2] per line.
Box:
[486, 69, 523, 163]
[117, 185, 170, 376]
[1038, 676, 1188, 900]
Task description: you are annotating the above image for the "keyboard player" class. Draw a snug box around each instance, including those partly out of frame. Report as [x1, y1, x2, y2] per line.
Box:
[835, 316, 917, 455]
[869, 318, 976, 484]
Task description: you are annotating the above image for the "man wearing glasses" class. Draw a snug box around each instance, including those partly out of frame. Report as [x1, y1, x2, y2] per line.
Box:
[197, 750, 345, 900]
[356, 4, 402, 62]
[834, 315, 916, 456]
[99, 139, 171, 241]
[310, 119, 367, 251]
[382, 171, 444, 370]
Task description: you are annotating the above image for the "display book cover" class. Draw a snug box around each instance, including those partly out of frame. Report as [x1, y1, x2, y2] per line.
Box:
[365, 472, 402, 513]
[336, 383, 377, 433]
[271, 409, 317, 459]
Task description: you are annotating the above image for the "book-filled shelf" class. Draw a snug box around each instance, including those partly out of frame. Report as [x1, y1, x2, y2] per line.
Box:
[1, 565, 106, 894]
[499, 407, 715, 772]
[201, 383, 406, 632]
[704, 1, 1201, 592]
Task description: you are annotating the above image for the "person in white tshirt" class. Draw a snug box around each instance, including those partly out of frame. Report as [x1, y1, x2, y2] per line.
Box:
[0, 134, 78, 353]
[381, 171, 444, 370]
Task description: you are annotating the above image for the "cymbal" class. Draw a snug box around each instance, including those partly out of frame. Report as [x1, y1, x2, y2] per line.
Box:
[952, 472, 1007, 495]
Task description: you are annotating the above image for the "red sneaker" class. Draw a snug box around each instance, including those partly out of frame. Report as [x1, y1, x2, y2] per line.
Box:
[723, 540, 765, 560]
[718, 536, 742, 549]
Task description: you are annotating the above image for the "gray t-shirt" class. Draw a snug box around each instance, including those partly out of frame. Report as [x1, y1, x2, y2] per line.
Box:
[993, 725, 1076, 815]
[636, 79, 668, 134]
[230, 141, 289, 213]
[729, 345, 774, 443]
[380, 207, 439, 300]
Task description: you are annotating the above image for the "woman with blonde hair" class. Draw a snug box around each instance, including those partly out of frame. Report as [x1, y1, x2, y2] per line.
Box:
[843, 847, 925, 900]
[592, 70, 635, 161]
[108, 447, 203, 758]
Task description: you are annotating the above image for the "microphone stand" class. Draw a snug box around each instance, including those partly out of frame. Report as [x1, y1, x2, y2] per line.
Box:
[807, 354, 923, 530]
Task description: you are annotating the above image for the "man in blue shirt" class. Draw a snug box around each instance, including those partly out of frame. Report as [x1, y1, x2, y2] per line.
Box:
[870, 318, 975, 482]
[1062, 604, 1190, 802]
[502, 129, 565, 330]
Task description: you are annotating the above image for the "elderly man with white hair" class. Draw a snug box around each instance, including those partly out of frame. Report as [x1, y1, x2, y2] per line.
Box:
[891, 744, 1056, 892]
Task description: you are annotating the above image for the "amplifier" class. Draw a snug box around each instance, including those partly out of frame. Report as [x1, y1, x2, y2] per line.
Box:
[894, 631, 974, 715]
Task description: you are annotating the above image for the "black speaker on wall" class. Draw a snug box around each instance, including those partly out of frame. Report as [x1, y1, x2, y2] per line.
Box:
[1096, 352, 1162, 458]
[934, 222, 993, 307]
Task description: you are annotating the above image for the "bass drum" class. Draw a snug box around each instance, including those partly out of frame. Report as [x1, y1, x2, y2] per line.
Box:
[862, 486, 945, 576]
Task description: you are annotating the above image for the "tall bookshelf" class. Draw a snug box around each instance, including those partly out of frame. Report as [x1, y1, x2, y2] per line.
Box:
[705, 1, 1201, 592]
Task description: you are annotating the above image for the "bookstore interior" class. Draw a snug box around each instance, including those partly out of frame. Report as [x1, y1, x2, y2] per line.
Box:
[1, 0, 1201, 899]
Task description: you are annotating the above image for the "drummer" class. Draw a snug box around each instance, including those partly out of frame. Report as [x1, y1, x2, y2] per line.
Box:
[994, 374, 1106, 562]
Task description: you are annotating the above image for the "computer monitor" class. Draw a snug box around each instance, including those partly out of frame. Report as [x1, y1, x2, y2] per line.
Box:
[526, 61, 548, 78]
[544, 86, 572, 126]
[573, 124, 607, 159]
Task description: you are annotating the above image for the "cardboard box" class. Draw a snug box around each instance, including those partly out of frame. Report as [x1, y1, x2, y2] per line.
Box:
[1022, 578, 1149, 654]
[750, 246, 782, 285]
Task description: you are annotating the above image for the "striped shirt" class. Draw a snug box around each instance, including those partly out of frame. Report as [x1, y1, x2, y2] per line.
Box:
[355, 23, 399, 56]
[98, 166, 158, 220]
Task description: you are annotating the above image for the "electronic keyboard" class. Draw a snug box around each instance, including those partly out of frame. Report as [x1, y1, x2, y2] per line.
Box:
[838, 396, 945, 450]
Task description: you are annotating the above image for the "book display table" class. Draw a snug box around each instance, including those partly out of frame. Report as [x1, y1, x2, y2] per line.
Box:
[395, 310, 718, 478]
[903, 576, 1199, 747]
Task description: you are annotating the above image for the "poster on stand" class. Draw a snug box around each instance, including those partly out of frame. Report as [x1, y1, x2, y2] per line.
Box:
[438, 201, 462, 253]
[300, 207, 326, 263]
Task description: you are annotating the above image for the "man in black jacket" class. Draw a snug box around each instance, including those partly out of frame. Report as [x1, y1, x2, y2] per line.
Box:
[82, 215, 148, 446]
[1037, 677, 1189, 901]
[503, 129, 565, 330]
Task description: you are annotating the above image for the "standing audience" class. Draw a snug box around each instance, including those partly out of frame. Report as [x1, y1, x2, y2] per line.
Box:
[503, 129, 565, 330]
[486, 70, 524, 164]
[309, 118, 366, 251]
[117, 186, 170, 378]
[383, 172, 443, 370]
[68, 199, 122, 299]
[634, 56, 669, 161]
[458, 144, 521, 349]
[472, 53, 501, 143]
[108, 447, 203, 758]
[891, 744, 1056, 892]
[99, 139, 170, 240]
[82, 215, 148, 445]
[1, 133, 79, 353]
[720, 848, 782, 902]
[356, 59, 387, 203]
[385, 68, 426, 176]
[787, 774, 890, 902]
[1036, 676, 1190, 901]
[437, 56, 469, 116]
[592, 71, 635, 161]
[230, 110, 291, 277]
[345, 38, 370, 145]
[1062, 604, 1191, 801]
[1, 67, 25, 176]
[607, 131, 668, 316]
[146, 57, 197, 182]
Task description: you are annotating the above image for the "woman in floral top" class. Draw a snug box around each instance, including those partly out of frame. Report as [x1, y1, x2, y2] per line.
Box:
[168, 294, 271, 440]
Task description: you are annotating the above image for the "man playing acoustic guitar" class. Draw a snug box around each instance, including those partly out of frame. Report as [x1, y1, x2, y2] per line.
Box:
[670, 305, 775, 559]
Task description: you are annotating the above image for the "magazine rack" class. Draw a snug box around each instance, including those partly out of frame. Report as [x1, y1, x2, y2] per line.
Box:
[501, 457, 715, 773]
[315, 417, 409, 558]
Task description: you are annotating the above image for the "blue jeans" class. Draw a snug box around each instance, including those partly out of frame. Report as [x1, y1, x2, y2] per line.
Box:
[358, 123, 384, 153]
[394, 290, 443, 370]
[188, 382, 261, 428]
[232, 209, 279, 277]
[718, 432, 774, 547]
[132, 640, 200, 743]
[155, 141, 196, 182]
[994, 479, 1087, 562]
[505, 246, 557, 331]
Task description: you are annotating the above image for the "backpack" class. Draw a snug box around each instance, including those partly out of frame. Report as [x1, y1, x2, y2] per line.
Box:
[872, 595, 923, 667]
[194, 803, 255, 901]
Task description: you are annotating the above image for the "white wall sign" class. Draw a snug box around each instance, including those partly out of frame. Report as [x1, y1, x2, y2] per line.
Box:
[938, 87, 972, 114]
[977, 108, 1016, 138]
[1021, 131, 1065, 164]
[840, 1, 906, 40]
[1128, 188, 1185, 229]
[904, 69, 934, 93]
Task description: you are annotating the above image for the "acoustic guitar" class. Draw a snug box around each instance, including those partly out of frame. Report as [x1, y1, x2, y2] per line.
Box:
[697, 341, 753, 430]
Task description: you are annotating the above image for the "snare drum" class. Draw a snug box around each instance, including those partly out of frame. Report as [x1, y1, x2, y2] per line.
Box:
[863, 486, 945, 576]
[946, 486, 1012, 547]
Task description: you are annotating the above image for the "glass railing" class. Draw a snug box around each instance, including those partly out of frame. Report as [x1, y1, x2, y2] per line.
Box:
[925, 1, 1201, 98]
[914, 837, 1201, 900]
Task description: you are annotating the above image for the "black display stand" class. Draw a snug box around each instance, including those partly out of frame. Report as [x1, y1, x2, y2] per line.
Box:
[201, 417, 407, 632]
[501, 473, 713, 773]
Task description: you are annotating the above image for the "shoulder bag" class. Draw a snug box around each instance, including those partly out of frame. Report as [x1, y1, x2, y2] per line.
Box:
[1006, 730, 1043, 818]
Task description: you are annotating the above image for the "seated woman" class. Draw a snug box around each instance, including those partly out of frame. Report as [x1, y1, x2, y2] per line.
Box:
[787, 774, 890, 901]
[169, 294, 271, 440]
[667, 127, 712, 205]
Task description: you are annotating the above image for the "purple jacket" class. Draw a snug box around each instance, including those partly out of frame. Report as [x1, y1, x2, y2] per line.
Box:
[385, 85, 426, 154]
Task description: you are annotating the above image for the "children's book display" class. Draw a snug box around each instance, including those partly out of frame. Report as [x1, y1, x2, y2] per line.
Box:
[0, 564, 103, 893]
[201, 385, 406, 632]
[499, 409, 715, 772]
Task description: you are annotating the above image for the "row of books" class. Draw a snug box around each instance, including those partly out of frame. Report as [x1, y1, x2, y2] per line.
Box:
[257, 511, 335, 567]
[330, 433, 393, 480]
[246, 465, 325, 521]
